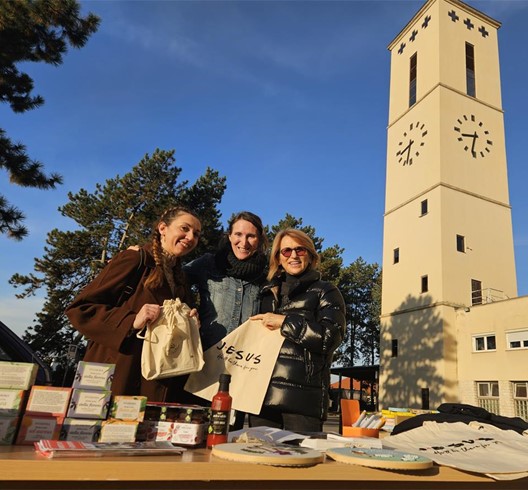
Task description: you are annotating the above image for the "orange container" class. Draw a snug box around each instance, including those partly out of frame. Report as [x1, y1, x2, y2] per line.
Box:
[342, 426, 380, 438]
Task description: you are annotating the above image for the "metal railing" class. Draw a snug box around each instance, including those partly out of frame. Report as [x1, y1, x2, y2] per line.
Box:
[471, 288, 507, 305]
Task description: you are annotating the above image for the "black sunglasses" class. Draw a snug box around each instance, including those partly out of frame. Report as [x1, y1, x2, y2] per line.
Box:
[280, 246, 308, 258]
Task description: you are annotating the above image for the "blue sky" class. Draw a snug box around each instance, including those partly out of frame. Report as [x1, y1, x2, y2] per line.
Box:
[1, 0, 528, 337]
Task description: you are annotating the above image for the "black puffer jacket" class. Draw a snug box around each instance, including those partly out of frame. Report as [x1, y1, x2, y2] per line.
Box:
[259, 269, 346, 420]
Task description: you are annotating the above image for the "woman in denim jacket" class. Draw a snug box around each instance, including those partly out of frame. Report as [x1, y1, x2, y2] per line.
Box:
[184, 211, 268, 428]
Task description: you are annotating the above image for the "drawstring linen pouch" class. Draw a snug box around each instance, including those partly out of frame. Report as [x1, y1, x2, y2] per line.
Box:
[137, 298, 204, 380]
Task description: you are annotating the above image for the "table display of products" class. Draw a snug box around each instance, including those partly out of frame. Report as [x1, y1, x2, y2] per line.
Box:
[0, 360, 211, 447]
[2, 361, 528, 489]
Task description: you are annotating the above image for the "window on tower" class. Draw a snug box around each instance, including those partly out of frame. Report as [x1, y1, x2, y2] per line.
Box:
[393, 248, 400, 264]
[456, 234, 465, 252]
[471, 279, 483, 305]
[391, 339, 398, 357]
[420, 199, 428, 216]
[409, 52, 417, 106]
[421, 275, 428, 293]
[466, 42, 476, 97]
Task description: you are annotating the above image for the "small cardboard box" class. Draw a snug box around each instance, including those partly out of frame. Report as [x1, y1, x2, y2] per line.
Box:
[99, 420, 138, 443]
[60, 418, 102, 442]
[72, 362, 115, 391]
[15, 415, 63, 445]
[0, 389, 26, 417]
[108, 396, 147, 422]
[66, 389, 112, 419]
[0, 362, 38, 390]
[170, 422, 207, 447]
[136, 420, 173, 442]
[0, 416, 19, 445]
[25, 386, 72, 417]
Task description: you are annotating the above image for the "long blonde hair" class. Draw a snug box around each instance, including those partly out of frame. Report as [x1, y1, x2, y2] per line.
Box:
[267, 228, 319, 280]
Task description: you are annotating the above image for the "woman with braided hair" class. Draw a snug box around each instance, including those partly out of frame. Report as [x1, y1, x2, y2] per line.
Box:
[66, 206, 201, 402]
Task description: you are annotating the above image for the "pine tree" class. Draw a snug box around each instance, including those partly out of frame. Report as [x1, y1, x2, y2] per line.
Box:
[0, 0, 99, 239]
[336, 258, 381, 366]
[10, 149, 226, 374]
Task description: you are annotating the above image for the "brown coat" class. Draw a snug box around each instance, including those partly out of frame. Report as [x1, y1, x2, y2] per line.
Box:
[65, 245, 195, 403]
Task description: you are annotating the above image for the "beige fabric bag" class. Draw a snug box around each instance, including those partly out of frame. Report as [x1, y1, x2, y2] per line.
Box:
[184, 319, 284, 414]
[383, 421, 528, 480]
[137, 298, 204, 380]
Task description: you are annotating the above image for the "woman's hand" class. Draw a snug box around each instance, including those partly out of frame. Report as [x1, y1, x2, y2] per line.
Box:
[189, 308, 201, 329]
[133, 304, 162, 330]
[250, 313, 286, 331]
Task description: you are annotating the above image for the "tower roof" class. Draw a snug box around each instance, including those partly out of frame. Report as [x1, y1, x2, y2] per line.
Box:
[388, 0, 501, 51]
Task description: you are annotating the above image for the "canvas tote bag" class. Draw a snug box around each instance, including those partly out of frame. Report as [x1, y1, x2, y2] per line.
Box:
[383, 421, 528, 480]
[184, 319, 285, 414]
[137, 298, 204, 380]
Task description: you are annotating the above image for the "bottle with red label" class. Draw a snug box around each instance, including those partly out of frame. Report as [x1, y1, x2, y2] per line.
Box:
[206, 373, 232, 448]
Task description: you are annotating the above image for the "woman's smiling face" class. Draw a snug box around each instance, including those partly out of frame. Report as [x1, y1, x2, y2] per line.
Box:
[279, 235, 310, 276]
[158, 213, 201, 257]
[228, 219, 259, 260]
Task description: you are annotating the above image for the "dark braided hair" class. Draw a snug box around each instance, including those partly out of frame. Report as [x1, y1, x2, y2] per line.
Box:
[144, 206, 200, 293]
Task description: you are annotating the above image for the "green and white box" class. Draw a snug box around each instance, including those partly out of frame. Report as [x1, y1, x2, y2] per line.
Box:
[0, 389, 26, 417]
[99, 420, 138, 443]
[66, 389, 112, 419]
[60, 418, 102, 442]
[109, 396, 147, 422]
[0, 362, 38, 390]
[72, 362, 115, 391]
[0, 416, 19, 445]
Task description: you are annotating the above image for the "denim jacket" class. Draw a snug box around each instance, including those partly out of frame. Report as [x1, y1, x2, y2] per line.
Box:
[183, 253, 263, 350]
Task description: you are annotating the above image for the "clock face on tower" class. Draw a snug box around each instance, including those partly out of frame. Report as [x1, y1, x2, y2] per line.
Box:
[396, 121, 428, 166]
[454, 114, 493, 158]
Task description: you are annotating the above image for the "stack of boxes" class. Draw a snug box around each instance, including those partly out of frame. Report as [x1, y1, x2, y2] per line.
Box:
[100, 395, 147, 442]
[12, 364, 73, 445]
[61, 361, 116, 442]
[0, 362, 39, 445]
[1, 360, 210, 448]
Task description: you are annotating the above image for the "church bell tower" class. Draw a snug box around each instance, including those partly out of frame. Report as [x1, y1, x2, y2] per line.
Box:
[379, 0, 517, 409]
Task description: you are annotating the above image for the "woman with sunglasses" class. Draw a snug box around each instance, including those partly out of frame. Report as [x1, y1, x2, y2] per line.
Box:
[249, 228, 346, 432]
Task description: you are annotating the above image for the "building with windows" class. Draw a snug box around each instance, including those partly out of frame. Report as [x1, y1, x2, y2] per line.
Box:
[379, 0, 528, 420]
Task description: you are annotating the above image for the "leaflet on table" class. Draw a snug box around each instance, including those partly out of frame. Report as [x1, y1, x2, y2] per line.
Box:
[34, 440, 187, 458]
[300, 433, 383, 451]
[229, 426, 306, 444]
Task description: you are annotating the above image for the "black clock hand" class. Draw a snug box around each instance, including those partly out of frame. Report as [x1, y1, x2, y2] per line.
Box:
[402, 139, 414, 165]
[470, 132, 478, 157]
[460, 131, 478, 157]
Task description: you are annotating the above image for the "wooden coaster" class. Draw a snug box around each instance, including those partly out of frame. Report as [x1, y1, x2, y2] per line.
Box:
[326, 447, 433, 470]
[211, 442, 324, 466]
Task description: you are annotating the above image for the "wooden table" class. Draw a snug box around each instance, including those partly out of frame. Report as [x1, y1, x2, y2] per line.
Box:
[1, 446, 527, 489]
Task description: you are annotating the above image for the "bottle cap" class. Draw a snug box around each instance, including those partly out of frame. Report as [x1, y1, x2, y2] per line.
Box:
[219, 373, 231, 390]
